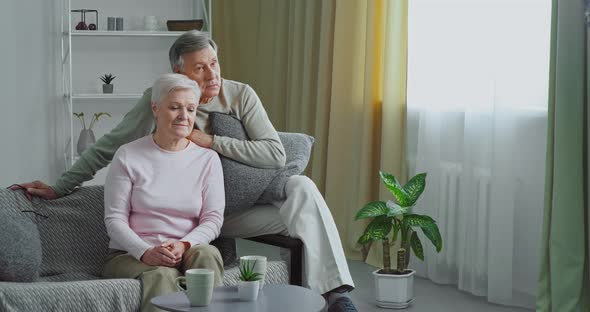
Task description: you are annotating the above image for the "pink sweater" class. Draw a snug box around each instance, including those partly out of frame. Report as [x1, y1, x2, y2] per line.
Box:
[104, 136, 225, 260]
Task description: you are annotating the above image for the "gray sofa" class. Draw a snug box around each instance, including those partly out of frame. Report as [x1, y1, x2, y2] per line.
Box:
[0, 186, 291, 312]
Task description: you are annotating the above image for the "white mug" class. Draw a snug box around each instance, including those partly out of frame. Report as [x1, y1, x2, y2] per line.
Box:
[240, 255, 267, 290]
[175, 269, 214, 306]
[143, 16, 158, 31]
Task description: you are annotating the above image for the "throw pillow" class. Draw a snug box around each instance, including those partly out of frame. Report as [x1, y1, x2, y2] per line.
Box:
[209, 113, 276, 214]
[256, 132, 314, 203]
[209, 113, 314, 212]
[0, 210, 42, 282]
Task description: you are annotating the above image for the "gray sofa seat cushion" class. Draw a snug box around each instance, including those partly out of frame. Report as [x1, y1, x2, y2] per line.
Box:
[0, 207, 42, 282]
[0, 279, 141, 312]
[0, 260, 288, 312]
[209, 113, 314, 213]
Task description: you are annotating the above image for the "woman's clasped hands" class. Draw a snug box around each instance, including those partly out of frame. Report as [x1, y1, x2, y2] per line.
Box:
[140, 239, 189, 267]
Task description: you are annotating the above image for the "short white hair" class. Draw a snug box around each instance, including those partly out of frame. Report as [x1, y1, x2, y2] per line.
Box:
[151, 73, 201, 105]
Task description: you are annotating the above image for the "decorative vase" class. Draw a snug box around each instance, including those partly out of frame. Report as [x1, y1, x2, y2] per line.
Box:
[373, 269, 415, 309]
[103, 84, 114, 94]
[237, 280, 259, 301]
[77, 129, 96, 155]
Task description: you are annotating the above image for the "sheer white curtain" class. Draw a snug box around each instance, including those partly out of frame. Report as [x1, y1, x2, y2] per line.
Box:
[406, 0, 551, 308]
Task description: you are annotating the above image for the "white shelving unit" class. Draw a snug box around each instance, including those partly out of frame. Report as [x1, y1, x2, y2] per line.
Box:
[69, 30, 189, 37]
[60, 0, 212, 183]
[71, 93, 143, 100]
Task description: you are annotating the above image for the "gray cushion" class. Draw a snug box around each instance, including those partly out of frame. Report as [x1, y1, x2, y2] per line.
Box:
[209, 113, 314, 212]
[0, 207, 42, 282]
[257, 132, 314, 203]
[209, 113, 276, 214]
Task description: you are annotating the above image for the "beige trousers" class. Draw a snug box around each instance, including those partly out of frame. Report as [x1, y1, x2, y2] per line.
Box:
[102, 244, 224, 312]
[221, 175, 354, 294]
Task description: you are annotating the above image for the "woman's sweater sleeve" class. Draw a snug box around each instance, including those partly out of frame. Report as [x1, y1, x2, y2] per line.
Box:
[103, 148, 151, 260]
[182, 153, 225, 246]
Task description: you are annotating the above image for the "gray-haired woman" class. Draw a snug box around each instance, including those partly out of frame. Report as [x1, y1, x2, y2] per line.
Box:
[101, 73, 225, 312]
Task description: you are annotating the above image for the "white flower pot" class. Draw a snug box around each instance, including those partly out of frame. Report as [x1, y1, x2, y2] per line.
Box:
[238, 280, 260, 301]
[373, 269, 415, 309]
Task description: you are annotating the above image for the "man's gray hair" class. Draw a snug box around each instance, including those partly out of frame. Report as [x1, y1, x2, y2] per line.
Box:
[151, 73, 201, 105]
[169, 30, 218, 72]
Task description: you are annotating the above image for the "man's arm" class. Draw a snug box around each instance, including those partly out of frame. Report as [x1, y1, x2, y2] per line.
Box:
[52, 89, 155, 196]
[210, 85, 286, 169]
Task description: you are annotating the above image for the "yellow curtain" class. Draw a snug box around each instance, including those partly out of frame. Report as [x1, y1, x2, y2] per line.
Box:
[213, 0, 408, 266]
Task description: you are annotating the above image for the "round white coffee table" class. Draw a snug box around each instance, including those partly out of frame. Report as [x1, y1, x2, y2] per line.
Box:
[151, 284, 326, 312]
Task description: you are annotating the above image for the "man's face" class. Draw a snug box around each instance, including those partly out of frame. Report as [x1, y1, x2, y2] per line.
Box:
[152, 88, 198, 139]
[176, 46, 221, 103]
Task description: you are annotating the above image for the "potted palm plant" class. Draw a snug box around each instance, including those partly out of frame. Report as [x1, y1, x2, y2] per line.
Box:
[99, 73, 116, 93]
[74, 112, 111, 155]
[355, 171, 442, 309]
[237, 260, 262, 301]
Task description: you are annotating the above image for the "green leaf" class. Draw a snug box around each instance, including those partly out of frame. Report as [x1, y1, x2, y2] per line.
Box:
[421, 222, 443, 252]
[403, 214, 435, 227]
[379, 171, 411, 206]
[403, 214, 442, 252]
[403, 173, 427, 206]
[355, 201, 388, 220]
[357, 216, 392, 244]
[410, 231, 424, 261]
[386, 200, 409, 217]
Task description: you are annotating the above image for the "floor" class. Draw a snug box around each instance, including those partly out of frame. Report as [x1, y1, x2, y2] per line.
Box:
[236, 239, 533, 312]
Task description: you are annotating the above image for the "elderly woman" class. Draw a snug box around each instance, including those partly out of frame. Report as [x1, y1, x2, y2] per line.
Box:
[101, 73, 225, 312]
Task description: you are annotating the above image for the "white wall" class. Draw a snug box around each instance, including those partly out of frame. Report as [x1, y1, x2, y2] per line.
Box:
[0, 1, 62, 186]
[0, 0, 206, 187]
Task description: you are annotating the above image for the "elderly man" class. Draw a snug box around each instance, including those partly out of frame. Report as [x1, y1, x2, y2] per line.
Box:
[19, 30, 357, 312]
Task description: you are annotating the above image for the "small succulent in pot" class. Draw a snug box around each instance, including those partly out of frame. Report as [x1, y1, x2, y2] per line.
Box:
[100, 73, 116, 93]
[99, 73, 116, 84]
[238, 260, 262, 282]
[238, 260, 262, 301]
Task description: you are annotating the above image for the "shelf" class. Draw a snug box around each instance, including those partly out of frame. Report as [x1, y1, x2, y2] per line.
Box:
[70, 93, 143, 100]
[66, 30, 209, 37]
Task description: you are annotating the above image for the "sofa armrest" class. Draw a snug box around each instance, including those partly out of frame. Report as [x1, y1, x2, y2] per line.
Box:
[244, 234, 303, 286]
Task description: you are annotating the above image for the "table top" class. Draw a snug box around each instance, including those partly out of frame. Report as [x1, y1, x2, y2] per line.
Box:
[151, 284, 326, 312]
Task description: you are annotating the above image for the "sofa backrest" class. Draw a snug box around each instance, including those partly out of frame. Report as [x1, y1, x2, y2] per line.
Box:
[37, 186, 109, 277]
[0, 186, 108, 277]
[1, 186, 236, 278]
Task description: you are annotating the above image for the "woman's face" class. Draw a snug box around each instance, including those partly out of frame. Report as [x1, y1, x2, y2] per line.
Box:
[176, 45, 221, 103]
[152, 88, 198, 140]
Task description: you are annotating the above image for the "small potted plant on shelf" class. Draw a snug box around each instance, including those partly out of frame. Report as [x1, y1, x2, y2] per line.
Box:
[73, 112, 111, 155]
[99, 73, 116, 94]
[237, 260, 262, 301]
[355, 171, 442, 309]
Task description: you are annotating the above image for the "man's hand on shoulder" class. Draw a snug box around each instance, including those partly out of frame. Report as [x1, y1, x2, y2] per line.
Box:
[10, 181, 59, 200]
[188, 129, 214, 148]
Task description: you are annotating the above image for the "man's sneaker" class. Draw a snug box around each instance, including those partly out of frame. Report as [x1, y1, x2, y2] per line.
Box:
[327, 296, 359, 312]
